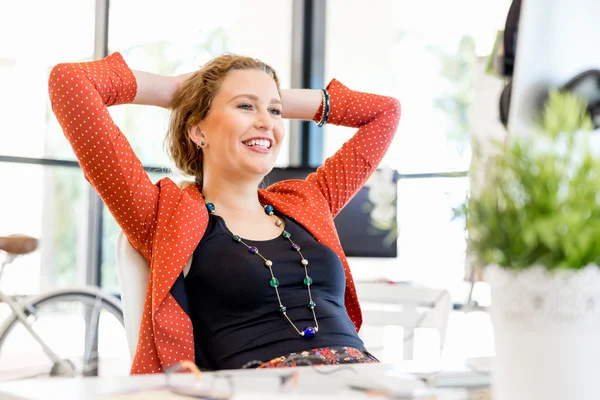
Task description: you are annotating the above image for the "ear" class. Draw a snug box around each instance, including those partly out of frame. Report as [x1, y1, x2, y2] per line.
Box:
[188, 125, 207, 147]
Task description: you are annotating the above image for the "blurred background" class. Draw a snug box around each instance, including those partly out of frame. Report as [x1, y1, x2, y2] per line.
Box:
[0, 0, 514, 378]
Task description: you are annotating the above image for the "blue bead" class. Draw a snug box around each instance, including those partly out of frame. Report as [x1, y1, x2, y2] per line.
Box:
[248, 246, 258, 254]
[206, 203, 215, 213]
[302, 327, 316, 338]
[264, 205, 274, 215]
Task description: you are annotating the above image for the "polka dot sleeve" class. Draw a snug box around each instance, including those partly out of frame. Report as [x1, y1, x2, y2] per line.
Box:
[306, 79, 401, 217]
[48, 52, 159, 260]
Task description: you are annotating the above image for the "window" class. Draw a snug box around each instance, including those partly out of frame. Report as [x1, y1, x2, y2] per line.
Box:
[325, 0, 512, 361]
[0, 1, 96, 295]
[0, 163, 89, 294]
[325, 0, 511, 287]
[0, 0, 96, 161]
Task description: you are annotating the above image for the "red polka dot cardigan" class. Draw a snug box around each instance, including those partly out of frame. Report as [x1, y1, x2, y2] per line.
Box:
[48, 52, 401, 374]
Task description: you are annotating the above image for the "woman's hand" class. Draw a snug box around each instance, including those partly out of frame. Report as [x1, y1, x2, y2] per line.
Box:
[173, 72, 195, 92]
[132, 71, 195, 109]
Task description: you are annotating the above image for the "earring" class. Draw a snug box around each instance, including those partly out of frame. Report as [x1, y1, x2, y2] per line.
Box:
[201, 141, 205, 146]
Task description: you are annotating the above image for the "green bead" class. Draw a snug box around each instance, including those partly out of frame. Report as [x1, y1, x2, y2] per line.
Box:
[303, 276, 313, 286]
[282, 231, 291, 238]
[279, 305, 287, 313]
[308, 301, 316, 309]
[269, 278, 279, 287]
[232, 235, 241, 242]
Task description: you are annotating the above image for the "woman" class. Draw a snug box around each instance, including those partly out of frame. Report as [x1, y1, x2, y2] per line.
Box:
[48, 51, 401, 373]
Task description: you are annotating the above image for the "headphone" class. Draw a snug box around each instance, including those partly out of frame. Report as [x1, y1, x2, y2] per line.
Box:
[498, 0, 521, 128]
[498, 0, 600, 129]
[561, 70, 600, 129]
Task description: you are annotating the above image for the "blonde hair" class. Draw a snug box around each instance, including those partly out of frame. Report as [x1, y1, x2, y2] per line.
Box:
[166, 55, 281, 185]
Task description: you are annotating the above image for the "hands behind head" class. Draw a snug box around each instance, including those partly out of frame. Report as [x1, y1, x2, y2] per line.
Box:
[167, 72, 197, 109]
[174, 72, 196, 90]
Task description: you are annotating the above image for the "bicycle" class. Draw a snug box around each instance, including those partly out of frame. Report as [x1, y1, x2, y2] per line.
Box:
[0, 234, 127, 380]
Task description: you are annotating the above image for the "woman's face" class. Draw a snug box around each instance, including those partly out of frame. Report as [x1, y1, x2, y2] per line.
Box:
[196, 69, 284, 183]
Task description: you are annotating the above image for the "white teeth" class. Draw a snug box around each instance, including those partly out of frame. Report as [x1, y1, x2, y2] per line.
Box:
[243, 139, 271, 148]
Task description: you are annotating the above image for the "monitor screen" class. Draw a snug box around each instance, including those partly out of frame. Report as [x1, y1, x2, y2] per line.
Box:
[264, 167, 398, 258]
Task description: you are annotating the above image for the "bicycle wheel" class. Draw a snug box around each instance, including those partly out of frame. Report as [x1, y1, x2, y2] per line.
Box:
[0, 287, 128, 380]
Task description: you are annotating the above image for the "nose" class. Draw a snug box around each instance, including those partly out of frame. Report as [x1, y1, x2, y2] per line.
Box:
[255, 108, 274, 131]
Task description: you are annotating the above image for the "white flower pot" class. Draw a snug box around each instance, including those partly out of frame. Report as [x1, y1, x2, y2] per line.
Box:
[485, 264, 600, 400]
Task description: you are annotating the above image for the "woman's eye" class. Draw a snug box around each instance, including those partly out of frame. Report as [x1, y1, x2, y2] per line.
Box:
[238, 104, 252, 110]
[269, 108, 282, 116]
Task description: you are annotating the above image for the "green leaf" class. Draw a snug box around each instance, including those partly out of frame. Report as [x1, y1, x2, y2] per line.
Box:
[462, 90, 598, 270]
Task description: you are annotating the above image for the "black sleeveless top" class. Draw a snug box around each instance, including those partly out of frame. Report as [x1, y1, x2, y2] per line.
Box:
[184, 212, 364, 370]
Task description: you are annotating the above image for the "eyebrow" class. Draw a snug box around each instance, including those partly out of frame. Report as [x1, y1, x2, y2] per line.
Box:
[230, 94, 282, 105]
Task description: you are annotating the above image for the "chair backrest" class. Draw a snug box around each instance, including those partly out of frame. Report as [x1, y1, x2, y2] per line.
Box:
[115, 180, 197, 360]
[115, 229, 193, 361]
[355, 281, 451, 360]
[115, 231, 150, 360]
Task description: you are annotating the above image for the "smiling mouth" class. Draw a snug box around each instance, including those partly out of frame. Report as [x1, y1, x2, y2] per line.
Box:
[242, 139, 272, 149]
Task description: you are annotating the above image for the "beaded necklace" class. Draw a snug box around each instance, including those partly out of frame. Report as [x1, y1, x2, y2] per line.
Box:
[205, 202, 319, 338]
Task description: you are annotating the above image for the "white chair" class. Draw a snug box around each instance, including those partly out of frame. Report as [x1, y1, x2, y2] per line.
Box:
[355, 281, 451, 360]
[115, 181, 198, 361]
[115, 231, 150, 361]
[115, 230, 194, 361]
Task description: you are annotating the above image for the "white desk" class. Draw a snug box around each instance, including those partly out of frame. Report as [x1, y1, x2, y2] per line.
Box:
[0, 360, 490, 400]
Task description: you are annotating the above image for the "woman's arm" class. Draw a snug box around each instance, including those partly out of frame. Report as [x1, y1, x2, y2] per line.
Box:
[290, 79, 401, 218]
[281, 89, 323, 120]
[48, 53, 177, 261]
[131, 70, 189, 108]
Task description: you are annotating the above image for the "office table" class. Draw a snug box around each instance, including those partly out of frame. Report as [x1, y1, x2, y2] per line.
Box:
[0, 359, 491, 400]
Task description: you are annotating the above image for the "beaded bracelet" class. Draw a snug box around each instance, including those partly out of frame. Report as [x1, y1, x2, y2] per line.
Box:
[316, 88, 330, 127]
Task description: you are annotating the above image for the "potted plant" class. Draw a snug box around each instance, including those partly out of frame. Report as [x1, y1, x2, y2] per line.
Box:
[458, 90, 600, 400]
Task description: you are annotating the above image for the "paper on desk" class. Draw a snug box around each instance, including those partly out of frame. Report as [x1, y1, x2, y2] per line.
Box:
[409, 388, 491, 400]
[101, 390, 365, 400]
[99, 388, 192, 400]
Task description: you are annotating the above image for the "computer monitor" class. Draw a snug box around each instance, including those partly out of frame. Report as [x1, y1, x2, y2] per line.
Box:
[264, 167, 398, 258]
